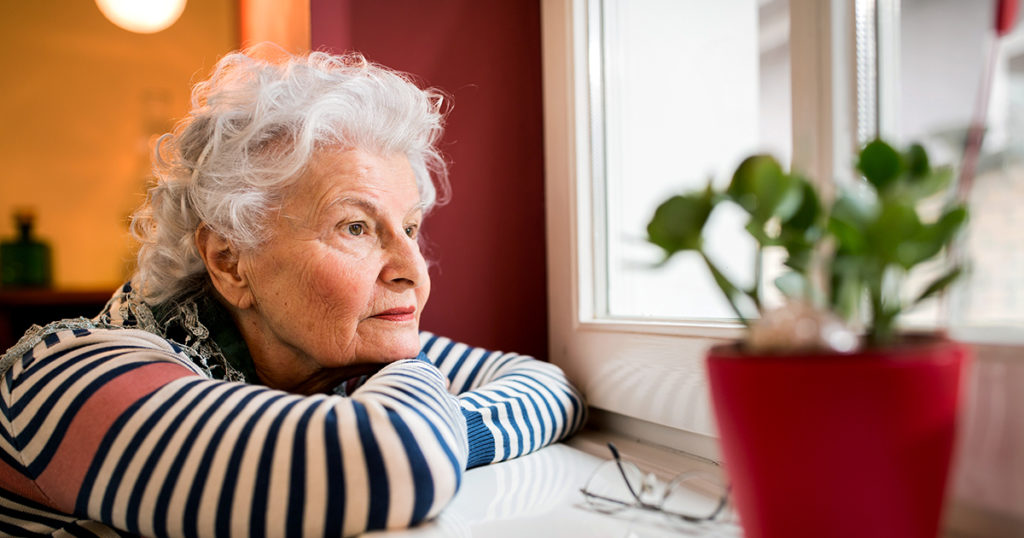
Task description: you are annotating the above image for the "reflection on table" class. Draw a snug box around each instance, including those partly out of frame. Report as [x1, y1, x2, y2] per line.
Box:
[365, 442, 742, 538]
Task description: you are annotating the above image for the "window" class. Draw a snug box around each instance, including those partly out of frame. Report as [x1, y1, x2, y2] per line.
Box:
[876, 0, 1024, 334]
[597, 0, 791, 322]
[542, 0, 1024, 462]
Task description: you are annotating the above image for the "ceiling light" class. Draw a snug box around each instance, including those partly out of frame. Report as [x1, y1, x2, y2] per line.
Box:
[95, 0, 187, 34]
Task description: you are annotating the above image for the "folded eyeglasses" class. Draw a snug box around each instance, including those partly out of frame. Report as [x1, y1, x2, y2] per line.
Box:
[580, 443, 731, 524]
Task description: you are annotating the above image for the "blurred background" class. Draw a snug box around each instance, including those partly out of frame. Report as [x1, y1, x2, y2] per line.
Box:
[0, 1, 551, 358]
[0, 0, 238, 290]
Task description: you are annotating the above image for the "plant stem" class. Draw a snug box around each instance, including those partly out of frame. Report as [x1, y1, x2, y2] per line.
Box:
[752, 243, 763, 312]
[867, 278, 895, 346]
[700, 250, 751, 327]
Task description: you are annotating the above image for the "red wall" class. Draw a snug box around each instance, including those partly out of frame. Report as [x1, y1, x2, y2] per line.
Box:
[310, 1, 549, 359]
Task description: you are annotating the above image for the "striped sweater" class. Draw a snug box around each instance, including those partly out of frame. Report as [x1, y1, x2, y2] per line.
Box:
[0, 325, 585, 536]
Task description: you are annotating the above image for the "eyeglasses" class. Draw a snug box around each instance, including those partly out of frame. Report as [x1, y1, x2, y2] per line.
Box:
[580, 443, 730, 524]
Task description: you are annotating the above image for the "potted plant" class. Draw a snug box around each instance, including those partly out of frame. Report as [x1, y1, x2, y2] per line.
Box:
[646, 139, 969, 538]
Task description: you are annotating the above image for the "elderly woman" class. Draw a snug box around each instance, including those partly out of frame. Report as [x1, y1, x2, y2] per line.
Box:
[0, 50, 584, 536]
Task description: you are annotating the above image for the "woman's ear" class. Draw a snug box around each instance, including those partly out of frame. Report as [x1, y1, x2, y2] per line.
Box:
[195, 225, 254, 310]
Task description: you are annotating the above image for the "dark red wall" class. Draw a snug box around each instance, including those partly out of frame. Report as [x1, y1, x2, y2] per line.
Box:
[310, 1, 549, 359]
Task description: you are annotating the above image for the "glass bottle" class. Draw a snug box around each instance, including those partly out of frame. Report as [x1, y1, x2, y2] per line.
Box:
[0, 209, 53, 288]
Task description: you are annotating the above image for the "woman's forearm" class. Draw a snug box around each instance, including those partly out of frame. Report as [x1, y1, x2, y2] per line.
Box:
[419, 332, 587, 467]
[2, 327, 467, 537]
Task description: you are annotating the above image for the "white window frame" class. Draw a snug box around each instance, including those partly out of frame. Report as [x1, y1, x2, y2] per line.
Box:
[543, 1, 1024, 530]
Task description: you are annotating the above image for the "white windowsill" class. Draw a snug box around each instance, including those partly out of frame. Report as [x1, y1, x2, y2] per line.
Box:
[362, 382, 1024, 537]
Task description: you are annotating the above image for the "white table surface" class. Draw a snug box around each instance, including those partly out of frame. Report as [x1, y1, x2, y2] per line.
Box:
[363, 436, 743, 537]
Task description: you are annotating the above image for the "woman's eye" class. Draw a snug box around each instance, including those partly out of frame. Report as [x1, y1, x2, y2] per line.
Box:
[345, 223, 365, 236]
[405, 225, 418, 238]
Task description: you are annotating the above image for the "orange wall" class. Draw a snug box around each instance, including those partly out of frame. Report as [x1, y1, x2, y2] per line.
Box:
[0, 1, 238, 290]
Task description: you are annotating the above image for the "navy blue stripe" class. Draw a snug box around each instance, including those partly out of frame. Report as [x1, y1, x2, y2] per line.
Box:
[0, 492, 76, 529]
[373, 383, 462, 481]
[72, 328, 91, 338]
[500, 377, 556, 445]
[382, 372, 451, 414]
[458, 351, 495, 395]
[449, 346, 482, 391]
[507, 379, 548, 448]
[56, 521, 110, 538]
[492, 388, 536, 456]
[24, 361, 157, 478]
[478, 392, 523, 459]
[471, 353, 499, 383]
[431, 340, 458, 380]
[99, 378, 206, 524]
[386, 409, 433, 523]
[125, 383, 228, 535]
[249, 398, 303, 538]
[214, 392, 287, 538]
[11, 344, 154, 414]
[75, 381, 168, 515]
[0, 519, 38, 537]
[462, 408, 495, 468]
[15, 348, 34, 379]
[151, 381, 228, 537]
[182, 387, 262, 538]
[0, 390, 14, 443]
[419, 333, 440, 354]
[463, 393, 513, 460]
[504, 371, 575, 440]
[285, 401, 319, 537]
[43, 333, 59, 348]
[0, 446, 25, 472]
[322, 407, 346, 533]
[432, 343, 466, 378]
[474, 353, 516, 386]
[352, 401, 389, 529]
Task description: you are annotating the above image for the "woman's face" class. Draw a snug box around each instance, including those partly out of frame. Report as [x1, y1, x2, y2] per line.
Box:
[235, 147, 430, 390]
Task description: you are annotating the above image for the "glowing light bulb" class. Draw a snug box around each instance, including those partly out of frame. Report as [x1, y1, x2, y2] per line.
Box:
[95, 0, 187, 34]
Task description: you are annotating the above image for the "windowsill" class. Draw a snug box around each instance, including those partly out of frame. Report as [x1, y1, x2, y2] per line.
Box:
[363, 386, 1024, 537]
[363, 429, 742, 537]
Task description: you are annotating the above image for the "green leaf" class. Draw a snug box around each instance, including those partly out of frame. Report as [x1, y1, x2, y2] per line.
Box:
[868, 199, 923, 268]
[828, 194, 876, 254]
[781, 246, 811, 274]
[914, 267, 964, 305]
[775, 271, 808, 300]
[745, 219, 775, 246]
[782, 177, 822, 230]
[727, 155, 802, 223]
[890, 165, 954, 201]
[646, 188, 716, 255]
[932, 204, 969, 242]
[776, 178, 824, 271]
[904, 143, 930, 177]
[858, 139, 903, 193]
[896, 204, 968, 268]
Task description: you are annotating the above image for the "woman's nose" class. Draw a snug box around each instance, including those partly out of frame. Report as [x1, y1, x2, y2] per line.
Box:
[380, 233, 426, 289]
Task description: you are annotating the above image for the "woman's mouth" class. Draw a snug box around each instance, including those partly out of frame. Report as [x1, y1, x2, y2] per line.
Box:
[372, 306, 416, 322]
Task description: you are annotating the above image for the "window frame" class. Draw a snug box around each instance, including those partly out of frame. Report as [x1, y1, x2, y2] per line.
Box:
[542, 0, 854, 460]
[541, 1, 1024, 529]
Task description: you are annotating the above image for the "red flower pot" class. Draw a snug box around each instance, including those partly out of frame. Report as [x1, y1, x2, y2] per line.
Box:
[707, 336, 967, 538]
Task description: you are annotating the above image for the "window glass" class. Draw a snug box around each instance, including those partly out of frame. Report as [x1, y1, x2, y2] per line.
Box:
[597, 0, 792, 322]
[887, 0, 1024, 330]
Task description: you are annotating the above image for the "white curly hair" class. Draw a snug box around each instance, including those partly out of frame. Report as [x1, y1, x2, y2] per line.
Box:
[130, 48, 449, 305]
